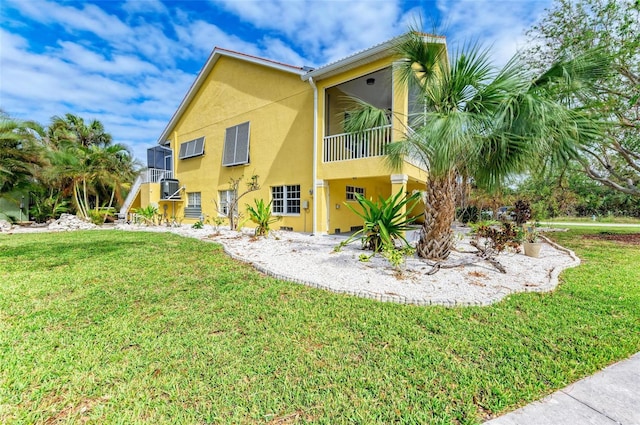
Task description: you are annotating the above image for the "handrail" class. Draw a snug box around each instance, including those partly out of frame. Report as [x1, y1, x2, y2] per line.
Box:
[323, 125, 392, 162]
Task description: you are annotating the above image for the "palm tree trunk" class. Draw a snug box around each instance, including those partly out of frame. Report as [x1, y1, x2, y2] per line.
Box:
[416, 172, 457, 260]
[83, 178, 89, 219]
[73, 181, 87, 220]
[105, 188, 116, 223]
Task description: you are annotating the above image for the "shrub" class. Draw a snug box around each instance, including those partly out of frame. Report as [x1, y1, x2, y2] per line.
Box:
[87, 208, 116, 225]
[246, 199, 280, 237]
[29, 193, 69, 223]
[513, 200, 532, 225]
[382, 245, 415, 271]
[474, 222, 521, 253]
[340, 189, 422, 252]
[133, 205, 158, 225]
[457, 205, 480, 224]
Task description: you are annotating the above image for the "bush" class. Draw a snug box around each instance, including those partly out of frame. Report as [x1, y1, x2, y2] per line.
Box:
[513, 200, 531, 225]
[29, 193, 69, 223]
[133, 205, 158, 225]
[246, 199, 280, 237]
[339, 189, 422, 252]
[474, 222, 521, 253]
[457, 205, 480, 224]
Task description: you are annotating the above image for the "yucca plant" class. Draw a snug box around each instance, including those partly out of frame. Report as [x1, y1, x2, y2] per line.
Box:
[133, 205, 158, 225]
[246, 199, 280, 237]
[341, 189, 422, 252]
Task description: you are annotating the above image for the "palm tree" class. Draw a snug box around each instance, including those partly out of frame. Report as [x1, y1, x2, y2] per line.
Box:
[47, 114, 112, 148]
[43, 114, 136, 220]
[90, 143, 136, 218]
[0, 114, 44, 194]
[347, 32, 605, 260]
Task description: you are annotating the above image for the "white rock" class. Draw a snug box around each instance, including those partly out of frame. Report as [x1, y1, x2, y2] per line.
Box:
[48, 214, 97, 231]
[0, 219, 13, 232]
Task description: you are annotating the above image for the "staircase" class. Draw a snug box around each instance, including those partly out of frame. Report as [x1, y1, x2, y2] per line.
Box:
[118, 174, 143, 220]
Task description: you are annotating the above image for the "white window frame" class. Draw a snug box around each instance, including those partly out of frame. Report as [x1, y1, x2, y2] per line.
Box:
[218, 190, 236, 216]
[187, 192, 201, 208]
[271, 185, 300, 216]
[346, 185, 365, 201]
[178, 137, 205, 159]
[222, 122, 250, 166]
[185, 192, 202, 219]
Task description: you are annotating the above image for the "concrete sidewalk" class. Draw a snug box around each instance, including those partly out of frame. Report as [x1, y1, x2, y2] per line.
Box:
[485, 352, 640, 425]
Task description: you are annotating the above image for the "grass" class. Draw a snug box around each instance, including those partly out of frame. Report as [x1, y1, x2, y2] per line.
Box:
[1, 228, 639, 424]
[542, 215, 640, 225]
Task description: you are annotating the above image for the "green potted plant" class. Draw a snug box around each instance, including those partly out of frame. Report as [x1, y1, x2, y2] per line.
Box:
[522, 226, 542, 258]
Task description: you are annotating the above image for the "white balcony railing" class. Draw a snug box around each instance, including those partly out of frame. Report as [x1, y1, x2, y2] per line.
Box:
[323, 125, 392, 163]
[140, 168, 173, 183]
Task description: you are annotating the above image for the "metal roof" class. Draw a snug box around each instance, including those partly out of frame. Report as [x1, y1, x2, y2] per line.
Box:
[301, 33, 446, 81]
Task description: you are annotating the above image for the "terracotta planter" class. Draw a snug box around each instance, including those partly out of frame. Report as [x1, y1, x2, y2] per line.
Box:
[523, 242, 543, 258]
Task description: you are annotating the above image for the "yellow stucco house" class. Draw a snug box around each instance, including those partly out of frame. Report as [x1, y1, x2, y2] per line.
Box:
[121, 35, 447, 234]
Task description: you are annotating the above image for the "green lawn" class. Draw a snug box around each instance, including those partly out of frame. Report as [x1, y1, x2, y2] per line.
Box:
[1, 228, 639, 424]
[542, 216, 640, 225]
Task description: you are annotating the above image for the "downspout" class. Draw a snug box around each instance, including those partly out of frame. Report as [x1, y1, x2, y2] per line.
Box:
[307, 76, 318, 235]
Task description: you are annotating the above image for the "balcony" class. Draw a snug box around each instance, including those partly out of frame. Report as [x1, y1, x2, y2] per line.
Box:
[323, 125, 391, 163]
[140, 168, 173, 183]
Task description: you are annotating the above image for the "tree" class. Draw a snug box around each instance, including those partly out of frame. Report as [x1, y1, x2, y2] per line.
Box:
[90, 143, 137, 217]
[213, 175, 260, 230]
[42, 114, 136, 220]
[515, 165, 640, 218]
[47, 113, 113, 148]
[0, 114, 43, 194]
[346, 32, 604, 259]
[525, 0, 640, 196]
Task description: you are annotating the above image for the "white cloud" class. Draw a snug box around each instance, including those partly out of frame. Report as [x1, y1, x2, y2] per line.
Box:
[121, 0, 169, 16]
[0, 29, 190, 162]
[55, 41, 159, 75]
[260, 37, 308, 67]
[172, 16, 260, 58]
[6, 0, 132, 40]
[209, 0, 406, 64]
[436, 0, 552, 66]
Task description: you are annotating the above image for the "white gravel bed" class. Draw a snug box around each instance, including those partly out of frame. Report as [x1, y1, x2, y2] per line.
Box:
[115, 223, 581, 307]
[3, 218, 580, 306]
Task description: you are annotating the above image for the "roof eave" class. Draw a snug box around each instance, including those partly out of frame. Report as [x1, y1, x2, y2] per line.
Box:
[302, 34, 446, 82]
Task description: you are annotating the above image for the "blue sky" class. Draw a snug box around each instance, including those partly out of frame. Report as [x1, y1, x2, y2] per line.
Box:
[1, 0, 552, 163]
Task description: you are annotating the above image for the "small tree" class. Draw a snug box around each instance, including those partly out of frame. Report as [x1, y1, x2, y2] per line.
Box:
[214, 175, 260, 230]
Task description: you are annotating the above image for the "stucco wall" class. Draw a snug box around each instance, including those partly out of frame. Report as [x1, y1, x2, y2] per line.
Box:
[166, 56, 314, 231]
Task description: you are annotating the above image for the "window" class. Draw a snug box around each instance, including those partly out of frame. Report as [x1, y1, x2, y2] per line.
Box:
[178, 137, 205, 159]
[222, 122, 250, 166]
[271, 185, 300, 215]
[346, 185, 365, 201]
[218, 190, 236, 216]
[185, 192, 202, 218]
